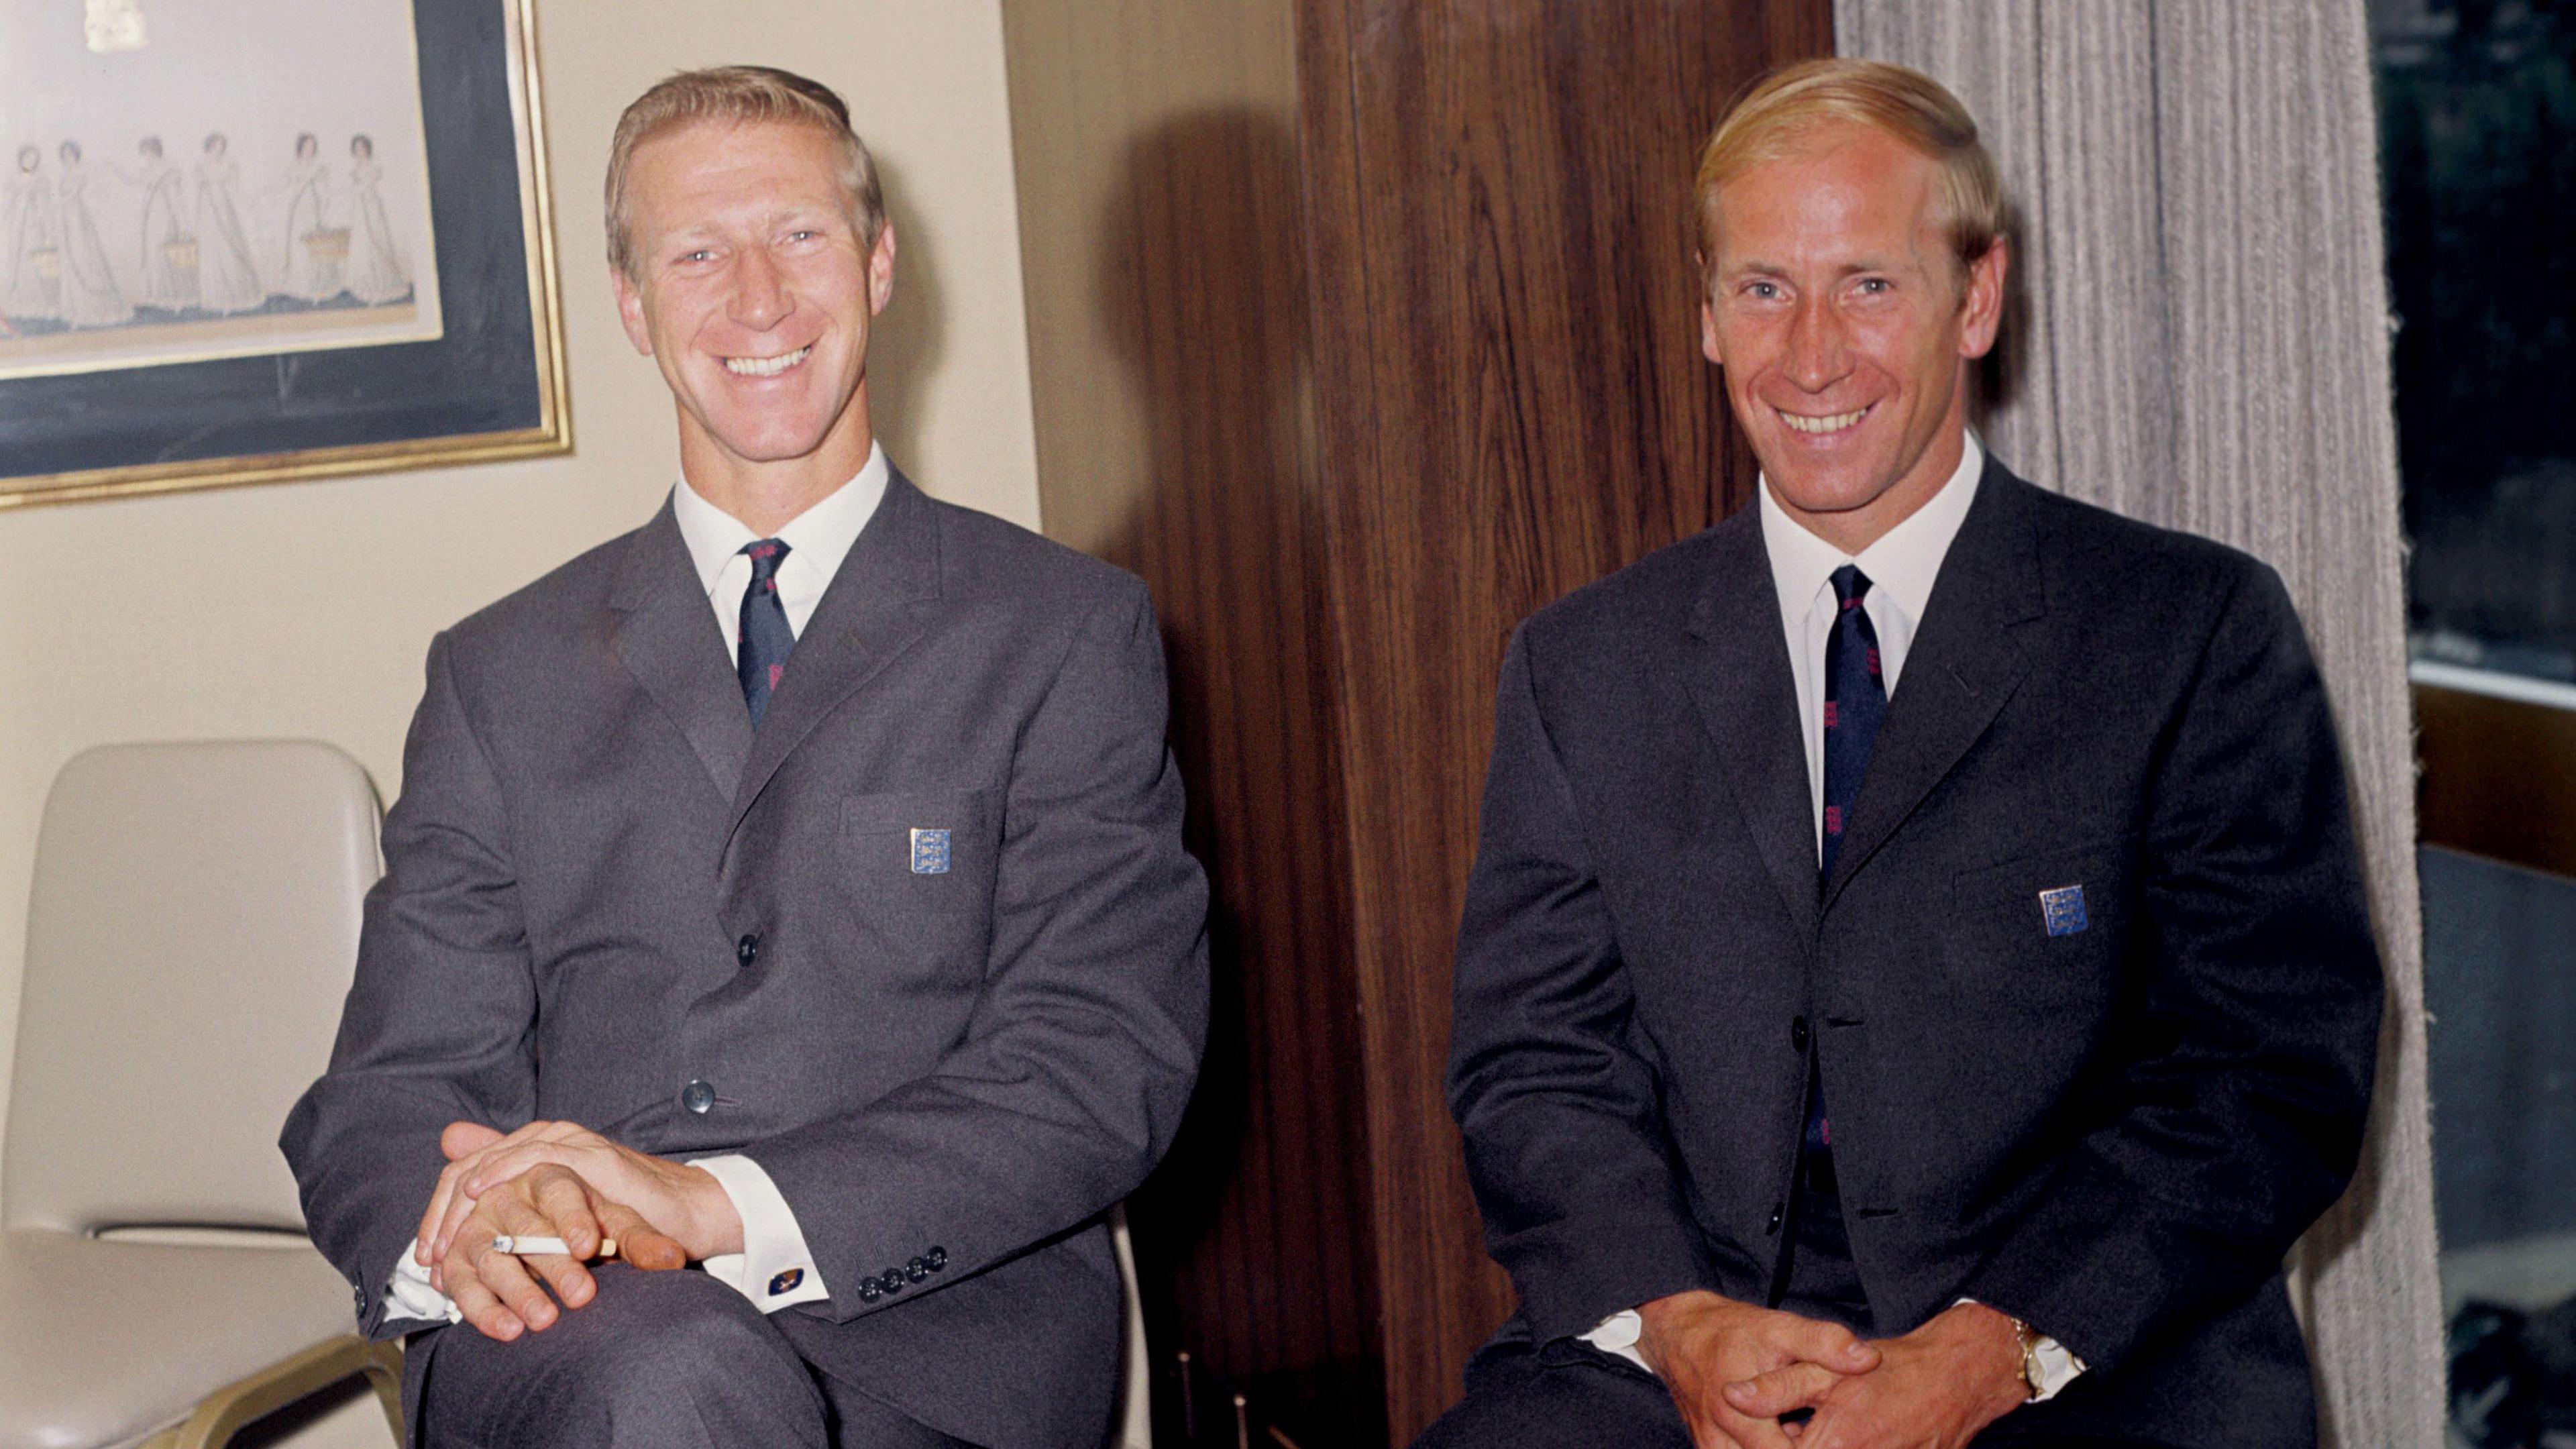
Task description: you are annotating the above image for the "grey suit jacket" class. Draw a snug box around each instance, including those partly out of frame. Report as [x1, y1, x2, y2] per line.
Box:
[282, 472, 1210, 1448]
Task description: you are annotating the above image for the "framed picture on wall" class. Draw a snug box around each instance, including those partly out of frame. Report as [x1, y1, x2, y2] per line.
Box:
[0, 0, 570, 508]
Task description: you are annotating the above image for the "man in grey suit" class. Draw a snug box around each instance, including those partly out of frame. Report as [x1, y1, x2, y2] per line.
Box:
[282, 66, 1208, 1449]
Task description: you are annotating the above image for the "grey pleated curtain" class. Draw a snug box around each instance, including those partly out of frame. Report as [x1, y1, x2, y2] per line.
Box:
[1831, 3, 2445, 1446]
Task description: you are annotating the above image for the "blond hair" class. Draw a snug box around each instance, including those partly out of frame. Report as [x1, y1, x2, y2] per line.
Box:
[604, 66, 884, 276]
[1695, 58, 2006, 281]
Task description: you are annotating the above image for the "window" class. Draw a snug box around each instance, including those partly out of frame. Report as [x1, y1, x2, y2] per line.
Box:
[2372, 4, 2576, 1444]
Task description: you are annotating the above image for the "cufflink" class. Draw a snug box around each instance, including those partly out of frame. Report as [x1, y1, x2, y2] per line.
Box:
[767, 1267, 804, 1296]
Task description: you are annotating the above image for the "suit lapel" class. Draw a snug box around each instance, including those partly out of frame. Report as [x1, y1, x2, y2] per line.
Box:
[608, 500, 754, 800]
[725, 468, 945, 845]
[1684, 510, 1821, 941]
[1822, 459, 2046, 910]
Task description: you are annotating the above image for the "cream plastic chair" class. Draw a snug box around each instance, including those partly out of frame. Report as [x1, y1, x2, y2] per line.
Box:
[1110, 1204, 1151, 1449]
[0, 741, 398, 1449]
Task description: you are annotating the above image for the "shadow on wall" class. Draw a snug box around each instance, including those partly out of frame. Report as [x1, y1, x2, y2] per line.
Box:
[1084, 107, 1389, 1447]
[867, 154, 945, 470]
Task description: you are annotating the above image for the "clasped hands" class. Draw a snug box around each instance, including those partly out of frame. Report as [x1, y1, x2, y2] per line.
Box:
[413, 1120, 745, 1342]
[1637, 1291, 2029, 1449]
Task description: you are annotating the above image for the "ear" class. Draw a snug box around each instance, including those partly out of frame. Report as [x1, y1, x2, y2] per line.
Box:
[1956, 236, 2008, 361]
[611, 265, 653, 357]
[867, 219, 898, 318]
[1701, 295, 1724, 368]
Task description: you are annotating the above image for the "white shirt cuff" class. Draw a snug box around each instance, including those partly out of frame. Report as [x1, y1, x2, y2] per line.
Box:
[690, 1154, 830, 1312]
[1954, 1297, 2086, 1401]
[1581, 1308, 1656, 1375]
[377, 1154, 830, 1324]
[386, 1242, 464, 1325]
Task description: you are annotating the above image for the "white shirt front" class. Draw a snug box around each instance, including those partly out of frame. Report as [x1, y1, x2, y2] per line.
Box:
[383, 447, 891, 1328]
[1580, 435, 2079, 1401]
[672, 442, 890, 665]
[1761, 433, 1984, 856]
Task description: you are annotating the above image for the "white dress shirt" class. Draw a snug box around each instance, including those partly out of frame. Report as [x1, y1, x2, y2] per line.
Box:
[1580, 437, 2082, 1401]
[383, 447, 890, 1326]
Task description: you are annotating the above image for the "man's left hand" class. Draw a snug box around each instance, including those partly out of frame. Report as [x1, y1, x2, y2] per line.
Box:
[423, 1120, 744, 1271]
[1719, 1301, 2029, 1449]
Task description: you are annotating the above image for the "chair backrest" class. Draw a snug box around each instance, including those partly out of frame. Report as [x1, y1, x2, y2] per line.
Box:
[3, 741, 380, 1233]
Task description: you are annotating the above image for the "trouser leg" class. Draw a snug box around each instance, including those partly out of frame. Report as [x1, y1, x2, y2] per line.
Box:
[404, 1264, 829, 1449]
[1411, 1338, 1693, 1449]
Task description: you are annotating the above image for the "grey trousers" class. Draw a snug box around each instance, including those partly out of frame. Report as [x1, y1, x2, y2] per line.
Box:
[402, 1265, 969, 1448]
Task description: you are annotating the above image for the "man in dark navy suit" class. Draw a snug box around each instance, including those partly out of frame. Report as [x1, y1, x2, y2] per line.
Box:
[1420, 58, 2382, 1449]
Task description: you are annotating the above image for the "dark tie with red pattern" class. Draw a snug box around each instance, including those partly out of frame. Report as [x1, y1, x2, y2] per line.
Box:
[738, 539, 794, 727]
[1772, 564, 1887, 1326]
[1809, 564, 1884, 1159]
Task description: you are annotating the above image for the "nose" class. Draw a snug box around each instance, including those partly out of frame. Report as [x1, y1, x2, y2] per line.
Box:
[1784, 293, 1853, 393]
[729, 246, 790, 332]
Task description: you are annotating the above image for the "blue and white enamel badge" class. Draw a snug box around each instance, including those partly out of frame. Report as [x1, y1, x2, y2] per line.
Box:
[909, 828, 952, 875]
[2039, 885, 2088, 937]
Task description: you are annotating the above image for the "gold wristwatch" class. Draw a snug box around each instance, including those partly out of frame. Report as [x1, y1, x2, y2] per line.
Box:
[2006, 1313, 2046, 1401]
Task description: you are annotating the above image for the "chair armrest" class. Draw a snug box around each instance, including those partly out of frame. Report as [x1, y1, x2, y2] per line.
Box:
[139, 1334, 404, 1449]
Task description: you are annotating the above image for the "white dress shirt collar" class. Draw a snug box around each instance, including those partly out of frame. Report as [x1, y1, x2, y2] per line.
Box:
[1757, 431, 1986, 663]
[670, 442, 890, 601]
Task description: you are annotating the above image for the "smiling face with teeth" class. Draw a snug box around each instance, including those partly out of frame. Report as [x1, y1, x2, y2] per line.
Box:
[612, 119, 896, 522]
[1699, 121, 2006, 555]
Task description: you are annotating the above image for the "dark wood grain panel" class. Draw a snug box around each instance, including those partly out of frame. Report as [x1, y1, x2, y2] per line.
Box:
[2416, 683, 2576, 880]
[1295, 3, 1826, 1437]
[1005, 2, 1829, 1442]
[1001, 6, 1388, 1444]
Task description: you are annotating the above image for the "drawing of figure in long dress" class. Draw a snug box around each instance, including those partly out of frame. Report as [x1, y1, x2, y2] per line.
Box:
[3, 146, 64, 325]
[341, 135, 411, 305]
[276, 133, 343, 303]
[193, 133, 265, 313]
[52, 142, 131, 328]
[118, 136, 197, 312]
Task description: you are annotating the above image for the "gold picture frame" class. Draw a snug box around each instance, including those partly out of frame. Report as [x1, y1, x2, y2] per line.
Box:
[0, 0, 571, 509]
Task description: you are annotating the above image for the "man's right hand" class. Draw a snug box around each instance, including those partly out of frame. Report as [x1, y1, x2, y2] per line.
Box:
[433, 1163, 688, 1342]
[1638, 1290, 1881, 1449]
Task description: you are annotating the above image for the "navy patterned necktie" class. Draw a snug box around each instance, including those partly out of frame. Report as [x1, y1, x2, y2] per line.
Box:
[738, 539, 794, 727]
[1820, 564, 1887, 885]
[1805, 565, 1886, 1163]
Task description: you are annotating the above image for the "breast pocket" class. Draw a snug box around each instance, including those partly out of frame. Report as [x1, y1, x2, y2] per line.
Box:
[1941, 839, 2132, 1023]
[840, 788, 1002, 983]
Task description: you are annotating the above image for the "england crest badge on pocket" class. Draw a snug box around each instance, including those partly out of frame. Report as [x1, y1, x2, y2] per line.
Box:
[910, 828, 951, 875]
[2038, 884, 2088, 937]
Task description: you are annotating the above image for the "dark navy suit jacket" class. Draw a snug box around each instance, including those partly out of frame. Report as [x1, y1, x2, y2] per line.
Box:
[1448, 457, 2383, 1446]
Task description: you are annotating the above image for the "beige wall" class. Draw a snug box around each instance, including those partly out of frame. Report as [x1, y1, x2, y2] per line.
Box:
[0, 0, 1037, 1161]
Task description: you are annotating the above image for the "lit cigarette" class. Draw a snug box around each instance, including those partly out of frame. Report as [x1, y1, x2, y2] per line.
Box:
[490, 1235, 618, 1258]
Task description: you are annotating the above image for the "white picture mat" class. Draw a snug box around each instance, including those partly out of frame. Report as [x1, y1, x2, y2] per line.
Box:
[0, 0, 445, 380]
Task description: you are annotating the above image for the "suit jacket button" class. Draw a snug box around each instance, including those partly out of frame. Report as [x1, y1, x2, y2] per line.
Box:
[905, 1256, 928, 1283]
[680, 1079, 716, 1114]
[926, 1245, 947, 1271]
[736, 934, 760, 966]
[1766, 1204, 1784, 1235]
[1790, 1016, 1811, 1052]
[859, 1281, 881, 1303]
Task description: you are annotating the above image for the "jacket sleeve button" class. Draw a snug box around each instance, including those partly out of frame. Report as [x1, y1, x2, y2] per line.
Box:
[926, 1245, 947, 1271]
[736, 934, 761, 965]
